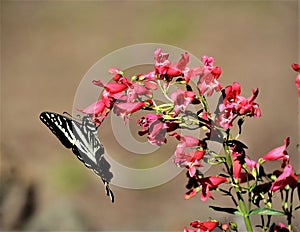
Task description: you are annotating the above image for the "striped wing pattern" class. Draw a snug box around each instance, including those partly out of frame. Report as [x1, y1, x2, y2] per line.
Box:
[40, 111, 114, 202]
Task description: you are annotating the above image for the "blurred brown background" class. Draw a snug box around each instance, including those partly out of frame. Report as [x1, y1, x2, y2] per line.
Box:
[1, 1, 299, 231]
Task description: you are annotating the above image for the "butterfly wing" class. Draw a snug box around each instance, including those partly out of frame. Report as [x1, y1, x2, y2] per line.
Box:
[39, 111, 114, 202]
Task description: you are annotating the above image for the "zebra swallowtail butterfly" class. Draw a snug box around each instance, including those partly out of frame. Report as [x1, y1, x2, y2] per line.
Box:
[39, 111, 114, 202]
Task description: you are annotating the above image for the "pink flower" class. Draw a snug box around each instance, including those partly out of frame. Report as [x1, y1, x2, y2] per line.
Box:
[154, 48, 181, 79]
[295, 74, 300, 96]
[197, 56, 222, 96]
[216, 82, 261, 129]
[113, 102, 146, 122]
[199, 176, 227, 201]
[292, 63, 300, 96]
[245, 158, 258, 170]
[171, 133, 203, 147]
[189, 220, 219, 232]
[79, 99, 106, 116]
[231, 151, 243, 179]
[270, 164, 298, 192]
[215, 104, 234, 129]
[182, 150, 205, 177]
[92, 80, 128, 94]
[271, 222, 289, 232]
[127, 83, 152, 102]
[138, 114, 179, 146]
[108, 67, 123, 81]
[261, 137, 290, 166]
[170, 89, 195, 115]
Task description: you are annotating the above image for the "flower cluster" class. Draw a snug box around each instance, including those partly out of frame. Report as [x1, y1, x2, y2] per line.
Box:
[80, 49, 299, 232]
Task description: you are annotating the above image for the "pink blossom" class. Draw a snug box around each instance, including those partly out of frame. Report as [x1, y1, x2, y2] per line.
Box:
[245, 158, 258, 169]
[216, 82, 261, 129]
[231, 151, 243, 179]
[108, 67, 123, 81]
[138, 114, 179, 146]
[127, 83, 152, 102]
[197, 56, 222, 96]
[292, 63, 300, 96]
[261, 137, 290, 166]
[270, 164, 298, 192]
[170, 89, 195, 115]
[171, 133, 203, 147]
[92, 80, 128, 94]
[199, 176, 227, 201]
[113, 102, 146, 122]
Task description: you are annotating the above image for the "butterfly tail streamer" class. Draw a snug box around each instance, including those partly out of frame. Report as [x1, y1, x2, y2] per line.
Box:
[102, 178, 114, 203]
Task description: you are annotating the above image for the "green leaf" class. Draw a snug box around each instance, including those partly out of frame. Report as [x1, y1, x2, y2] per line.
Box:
[209, 206, 241, 215]
[249, 208, 284, 216]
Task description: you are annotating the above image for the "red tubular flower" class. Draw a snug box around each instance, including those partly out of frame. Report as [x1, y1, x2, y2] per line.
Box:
[147, 120, 167, 146]
[216, 82, 261, 129]
[171, 133, 206, 176]
[183, 149, 205, 177]
[270, 164, 298, 192]
[292, 63, 300, 96]
[113, 102, 146, 122]
[170, 89, 195, 115]
[78, 99, 106, 116]
[292, 63, 300, 72]
[261, 137, 290, 166]
[127, 83, 152, 102]
[108, 67, 123, 81]
[92, 80, 129, 94]
[189, 220, 219, 231]
[138, 114, 179, 146]
[199, 176, 227, 201]
[197, 56, 222, 96]
[296, 74, 300, 96]
[171, 133, 203, 147]
[231, 151, 243, 179]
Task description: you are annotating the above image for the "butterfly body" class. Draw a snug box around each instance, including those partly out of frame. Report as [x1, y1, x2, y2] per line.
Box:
[39, 111, 114, 202]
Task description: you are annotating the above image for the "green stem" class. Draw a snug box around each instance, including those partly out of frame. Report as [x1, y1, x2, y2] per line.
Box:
[287, 189, 294, 232]
[237, 191, 253, 232]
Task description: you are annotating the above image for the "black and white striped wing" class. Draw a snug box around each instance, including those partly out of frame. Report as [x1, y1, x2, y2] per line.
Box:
[39, 111, 114, 202]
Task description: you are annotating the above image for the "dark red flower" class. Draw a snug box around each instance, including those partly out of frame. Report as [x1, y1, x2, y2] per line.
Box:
[189, 220, 219, 231]
[292, 63, 300, 72]
[270, 164, 298, 192]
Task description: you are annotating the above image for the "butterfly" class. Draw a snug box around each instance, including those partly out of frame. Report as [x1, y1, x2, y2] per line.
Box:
[39, 111, 114, 202]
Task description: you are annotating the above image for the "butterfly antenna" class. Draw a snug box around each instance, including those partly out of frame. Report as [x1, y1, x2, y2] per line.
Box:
[63, 111, 73, 117]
